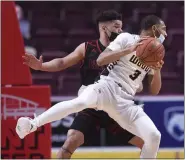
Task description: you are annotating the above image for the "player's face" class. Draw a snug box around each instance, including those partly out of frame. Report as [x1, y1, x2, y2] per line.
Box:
[106, 20, 123, 34]
[152, 20, 167, 43]
[104, 20, 123, 41]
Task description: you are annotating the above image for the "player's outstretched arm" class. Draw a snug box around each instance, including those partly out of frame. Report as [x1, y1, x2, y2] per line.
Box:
[22, 43, 85, 72]
[147, 60, 164, 95]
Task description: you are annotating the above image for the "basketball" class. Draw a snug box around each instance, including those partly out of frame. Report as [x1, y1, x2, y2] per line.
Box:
[136, 37, 165, 66]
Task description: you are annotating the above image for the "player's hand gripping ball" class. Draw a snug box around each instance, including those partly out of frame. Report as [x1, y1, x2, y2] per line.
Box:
[136, 37, 165, 66]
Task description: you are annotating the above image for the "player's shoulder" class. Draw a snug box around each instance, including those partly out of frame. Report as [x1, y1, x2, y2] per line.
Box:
[84, 40, 98, 53]
[85, 39, 98, 46]
[132, 34, 140, 41]
[116, 32, 138, 43]
[120, 33, 140, 46]
[118, 32, 134, 39]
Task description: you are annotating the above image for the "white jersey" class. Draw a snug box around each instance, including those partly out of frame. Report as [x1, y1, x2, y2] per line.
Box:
[101, 32, 154, 96]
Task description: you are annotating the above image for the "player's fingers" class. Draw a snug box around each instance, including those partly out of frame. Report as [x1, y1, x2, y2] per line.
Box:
[24, 53, 31, 59]
[150, 66, 156, 70]
[39, 55, 43, 63]
[135, 42, 143, 47]
[25, 53, 31, 57]
[156, 62, 160, 67]
[150, 63, 163, 70]
[22, 59, 30, 65]
[129, 43, 142, 52]
[150, 63, 159, 69]
[25, 53, 35, 59]
[137, 42, 143, 45]
[23, 62, 29, 66]
[156, 61, 164, 69]
[141, 36, 150, 38]
[139, 37, 149, 41]
[160, 60, 164, 65]
[22, 59, 29, 64]
[22, 56, 29, 60]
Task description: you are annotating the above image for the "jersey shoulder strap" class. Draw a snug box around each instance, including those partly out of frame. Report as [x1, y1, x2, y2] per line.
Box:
[85, 40, 98, 55]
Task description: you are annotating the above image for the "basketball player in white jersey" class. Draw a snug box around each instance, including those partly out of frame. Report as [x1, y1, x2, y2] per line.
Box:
[16, 15, 167, 158]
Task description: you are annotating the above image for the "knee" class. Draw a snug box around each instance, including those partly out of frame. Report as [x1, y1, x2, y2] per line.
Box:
[149, 130, 161, 143]
[57, 130, 84, 159]
[66, 129, 84, 146]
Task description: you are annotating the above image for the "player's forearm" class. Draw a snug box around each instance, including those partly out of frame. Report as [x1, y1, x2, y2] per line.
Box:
[97, 48, 130, 66]
[149, 70, 162, 95]
[40, 58, 65, 72]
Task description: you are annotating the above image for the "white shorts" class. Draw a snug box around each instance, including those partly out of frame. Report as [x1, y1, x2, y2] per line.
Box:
[78, 76, 146, 128]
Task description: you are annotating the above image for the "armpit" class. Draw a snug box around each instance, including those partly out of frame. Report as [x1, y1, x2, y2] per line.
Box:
[103, 48, 113, 53]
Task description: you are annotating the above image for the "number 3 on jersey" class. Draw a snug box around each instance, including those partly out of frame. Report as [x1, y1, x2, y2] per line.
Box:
[129, 70, 141, 80]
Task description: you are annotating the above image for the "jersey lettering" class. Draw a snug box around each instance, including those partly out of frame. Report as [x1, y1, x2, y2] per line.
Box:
[107, 61, 118, 71]
[129, 55, 150, 72]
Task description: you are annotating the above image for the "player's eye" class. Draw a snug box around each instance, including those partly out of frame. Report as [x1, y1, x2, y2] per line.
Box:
[114, 26, 120, 28]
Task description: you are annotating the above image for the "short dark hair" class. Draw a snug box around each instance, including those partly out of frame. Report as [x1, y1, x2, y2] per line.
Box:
[141, 15, 162, 30]
[96, 10, 122, 25]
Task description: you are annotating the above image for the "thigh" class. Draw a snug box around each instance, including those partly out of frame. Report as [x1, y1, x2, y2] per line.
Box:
[98, 80, 138, 123]
[81, 81, 114, 110]
[77, 82, 111, 109]
[70, 109, 100, 144]
[103, 97, 146, 137]
[104, 116, 135, 144]
[76, 84, 99, 108]
[97, 80, 157, 141]
[105, 85, 146, 129]
[102, 102, 143, 130]
[114, 109, 159, 141]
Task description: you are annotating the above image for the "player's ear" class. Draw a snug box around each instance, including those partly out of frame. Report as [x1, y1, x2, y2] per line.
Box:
[152, 25, 157, 37]
[152, 25, 156, 31]
[99, 23, 106, 31]
[102, 25, 106, 31]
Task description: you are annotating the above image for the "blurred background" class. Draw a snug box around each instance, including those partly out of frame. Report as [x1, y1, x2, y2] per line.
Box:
[15, 1, 184, 96]
[1, 1, 184, 159]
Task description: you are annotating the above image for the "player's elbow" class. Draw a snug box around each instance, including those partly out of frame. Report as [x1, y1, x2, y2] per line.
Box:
[150, 91, 159, 95]
[57, 58, 66, 71]
[149, 88, 160, 95]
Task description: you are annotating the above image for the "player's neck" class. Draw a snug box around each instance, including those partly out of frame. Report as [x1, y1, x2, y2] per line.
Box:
[99, 34, 110, 47]
[140, 30, 153, 37]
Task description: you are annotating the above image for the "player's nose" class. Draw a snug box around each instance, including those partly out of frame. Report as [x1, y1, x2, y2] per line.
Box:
[118, 28, 123, 33]
[164, 31, 167, 37]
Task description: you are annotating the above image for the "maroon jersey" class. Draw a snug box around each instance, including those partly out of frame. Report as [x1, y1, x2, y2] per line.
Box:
[80, 40, 106, 86]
